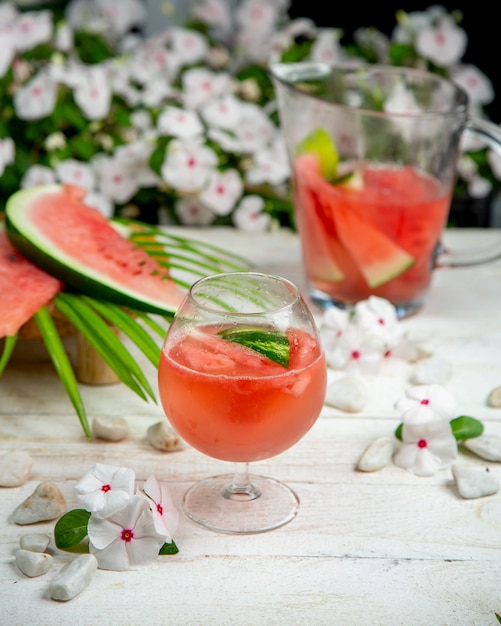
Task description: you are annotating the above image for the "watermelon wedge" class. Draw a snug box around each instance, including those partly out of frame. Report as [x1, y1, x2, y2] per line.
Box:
[5, 184, 185, 316]
[0, 221, 63, 338]
[326, 197, 415, 288]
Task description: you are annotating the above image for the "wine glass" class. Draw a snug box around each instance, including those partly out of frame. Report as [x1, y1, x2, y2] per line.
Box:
[158, 272, 327, 534]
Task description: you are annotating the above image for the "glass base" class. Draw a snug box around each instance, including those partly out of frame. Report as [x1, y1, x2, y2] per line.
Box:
[308, 286, 424, 319]
[182, 473, 300, 534]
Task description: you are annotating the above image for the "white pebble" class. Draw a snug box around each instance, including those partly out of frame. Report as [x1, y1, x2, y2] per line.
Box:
[12, 481, 66, 525]
[92, 416, 130, 441]
[452, 464, 499, 499]
[410, 355, 452, 385]
[357, 437, 394, 472]
[463, 435, 501, 462]
[19, 533, 50, 552]
[147, 421, 183, 452]
[0, 451, 32, 487]
[49, 554, 98, 602]
[16, 549, 53, 577]
[325, 376, 367, 413]
[487, 386, 501, 408]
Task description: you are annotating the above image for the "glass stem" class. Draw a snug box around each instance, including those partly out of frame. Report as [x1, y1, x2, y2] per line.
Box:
[222, 462, 261, 501]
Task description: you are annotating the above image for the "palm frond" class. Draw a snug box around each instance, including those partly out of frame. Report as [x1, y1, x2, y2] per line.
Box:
[0, 334, 18, 376]
[54, 293, 156, 403]
[34, 306, 91, 440]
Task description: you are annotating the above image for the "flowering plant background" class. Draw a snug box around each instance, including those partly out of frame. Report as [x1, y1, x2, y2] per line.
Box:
[1, 0, 500, 231]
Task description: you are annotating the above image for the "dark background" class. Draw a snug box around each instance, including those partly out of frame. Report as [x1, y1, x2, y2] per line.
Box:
[288, 2, 500, 123]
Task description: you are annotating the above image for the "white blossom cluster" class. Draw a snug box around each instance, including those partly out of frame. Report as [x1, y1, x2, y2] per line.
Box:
[0, 1, 499, 228]
[73, 463, 179, 570]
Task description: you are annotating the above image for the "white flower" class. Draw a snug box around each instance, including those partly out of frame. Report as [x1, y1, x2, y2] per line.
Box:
[0, 138, 15, 177]
[0, 29, 15, 79]
[384, 82, 422, 116]
[191, 0, 232, 32]
[20, 164, 56, 188]
[353, 296, 403, 353]
[74, 463, 135, 519]
[94, 155, 139, 204]
[324, 323, 383, 374]
[161, 138, 218, 193]
[157, 106, 204, 138]
[84, 190, 114, 218]
[73, 66, 112, 120]
[395, 384, 457, 425]
[199, 169, 243, 215]
[394, 421, 458, 476]
[232, 195, 271, 232]
[175, 196, 216, 226]
[56, 159, 96, 191]
[170, 27, 209, 66]
[309, 28, 343, 65]
[450, 64, 494, 106]
[245, 144, 290, 187]
[181, 67, 231, 110]
[14, 10, 53, 52]
[88, 494, 167, 570]
[140, 475, 179, 542]
[200, 95, 243, 131]
[415, 15, 467, 67]
[14, 71, 58, 120]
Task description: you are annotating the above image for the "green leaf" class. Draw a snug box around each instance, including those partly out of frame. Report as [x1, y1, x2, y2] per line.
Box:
[159, 540, 179, 555]
[394, 423, 403, 441]
[54, 509, 91, 550]
[0, 334, 18, 376]
[451, 415, 484, 441]
[33, 306, 91, 440]
[54, 293, 156, 403]
[219, 327, 290, 368]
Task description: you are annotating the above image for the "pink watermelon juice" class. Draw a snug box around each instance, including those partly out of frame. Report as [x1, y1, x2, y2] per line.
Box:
[293, 154, 452, 308]
[158, 325, 326, 463]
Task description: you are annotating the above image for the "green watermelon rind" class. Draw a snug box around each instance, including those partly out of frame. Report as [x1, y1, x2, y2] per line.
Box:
[5, 185, 182, 316]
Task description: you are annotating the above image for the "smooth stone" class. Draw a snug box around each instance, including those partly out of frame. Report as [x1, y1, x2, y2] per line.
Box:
[452, 464, 499, 499]
[92, 415, 130, 441]
[12, 481, 66, 525]
[16, 549, 54, 577]
[487, 386, 501, 407]
[0, 451, 32, 487]
[147, 421, 183, 452]
[410, 355, 452, 385]
[49, 554, 98, 601]
[357, 437, 394, 472]
[463, 435, 501, 462]
[325, 376, 367, 413]
[19, 533, 50, 552]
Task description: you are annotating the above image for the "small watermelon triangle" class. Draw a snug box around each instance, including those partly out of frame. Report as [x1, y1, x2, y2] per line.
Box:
[328, 199, 415, 288]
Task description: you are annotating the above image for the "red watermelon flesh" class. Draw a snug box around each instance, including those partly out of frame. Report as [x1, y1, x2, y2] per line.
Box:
[0, 224, 63, 338]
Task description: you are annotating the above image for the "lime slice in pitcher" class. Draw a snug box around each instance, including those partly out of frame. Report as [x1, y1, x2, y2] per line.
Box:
[295, 128, 339, 179]
[219, 327, 290, 368]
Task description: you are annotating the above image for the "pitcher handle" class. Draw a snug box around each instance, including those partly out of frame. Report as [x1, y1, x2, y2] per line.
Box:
[436, 116, 501, 268]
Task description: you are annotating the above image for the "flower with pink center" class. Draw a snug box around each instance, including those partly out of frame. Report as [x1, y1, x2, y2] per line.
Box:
[354, 296, 403, 351]
[450, 64, 494, 106]
[310, 29, 343, 65]
[415, 15, 467, 67]
[199, 169, 243, 215]
[14, 71, 58, 120]
[56, 159, 96, 191]
[161, 138, 218, 193]
[191, 0, 232, 32]
[393, 420, 458, 476]
[88, 494, 167, 570]
[157, 106, 204, 138]
[200, 95, 243, 131]
[181, 67, 231, 110]
[14, 10, 53, 52]
[175, 196, 216, 226]
[73, 66, 112, 120]
[74, 463, 135, 519]
[323, 323, 383, 373]
[170, 27, 209, 66]
[140, 475, 179, 542]
[232, 195, 271, 232]
[245, 144, 290, 186]
[20, 164, 56, 188]
[395, 384, 457, 425]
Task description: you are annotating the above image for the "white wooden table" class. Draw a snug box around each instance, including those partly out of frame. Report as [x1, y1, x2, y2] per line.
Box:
[1, 227, 501, 625]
